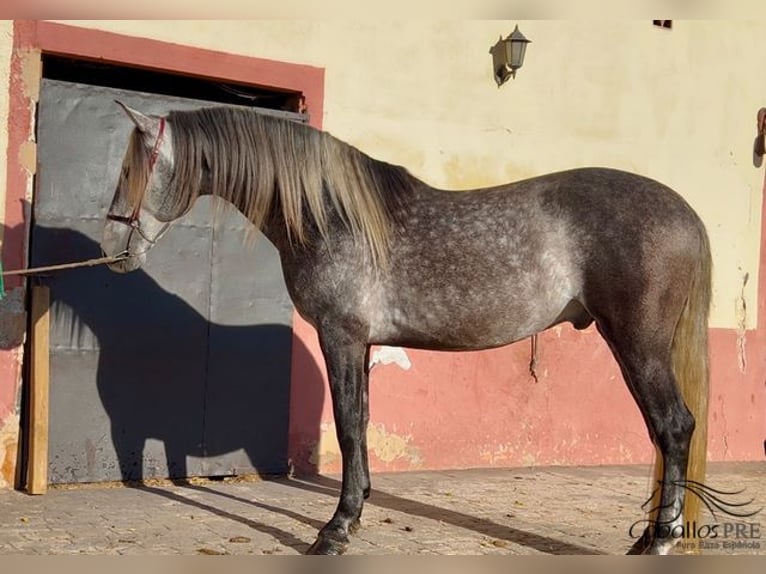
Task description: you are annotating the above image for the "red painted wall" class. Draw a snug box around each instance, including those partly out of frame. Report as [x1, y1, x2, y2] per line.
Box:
[2, 22, 764, 487]
[290, 314, 766, 474]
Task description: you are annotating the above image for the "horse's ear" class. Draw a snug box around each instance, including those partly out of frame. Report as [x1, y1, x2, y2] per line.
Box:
[115, 100, 157, 135]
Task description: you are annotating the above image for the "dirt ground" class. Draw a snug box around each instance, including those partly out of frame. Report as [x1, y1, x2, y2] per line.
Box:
[0, 462, 763, 555]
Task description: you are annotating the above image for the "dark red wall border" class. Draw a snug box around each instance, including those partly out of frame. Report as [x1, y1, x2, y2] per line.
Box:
[18, 21, 325, 126]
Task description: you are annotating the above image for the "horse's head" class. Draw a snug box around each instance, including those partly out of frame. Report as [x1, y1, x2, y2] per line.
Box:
[101, 102, 183, 273]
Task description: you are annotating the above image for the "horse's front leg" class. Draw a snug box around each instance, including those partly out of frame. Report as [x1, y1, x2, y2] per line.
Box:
[306, 327, 369, 555]
[350, 353, 372, 536]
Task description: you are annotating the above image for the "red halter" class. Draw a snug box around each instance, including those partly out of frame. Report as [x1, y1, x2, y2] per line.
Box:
[106, 117, 166, 238]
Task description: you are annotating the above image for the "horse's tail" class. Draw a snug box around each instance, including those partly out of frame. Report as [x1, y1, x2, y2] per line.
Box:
[654, 220, 712, 543]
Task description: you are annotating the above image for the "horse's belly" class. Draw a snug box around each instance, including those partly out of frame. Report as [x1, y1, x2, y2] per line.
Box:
[369, 292, 571, 351]
[369, 239, 583, 350]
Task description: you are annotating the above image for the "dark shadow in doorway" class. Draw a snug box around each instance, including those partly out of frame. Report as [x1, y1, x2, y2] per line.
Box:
[14, 222, 325, 484]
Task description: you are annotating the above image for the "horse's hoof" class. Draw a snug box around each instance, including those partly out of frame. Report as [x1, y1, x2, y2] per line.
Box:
[306, 534, 349, 555]
[627, 529, 652, 555]
[627, 539, 669, 554]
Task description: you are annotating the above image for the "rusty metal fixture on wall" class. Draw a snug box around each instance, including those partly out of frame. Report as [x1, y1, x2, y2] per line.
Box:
[489, 25, 531, 86]
[756, 108, 766, 158]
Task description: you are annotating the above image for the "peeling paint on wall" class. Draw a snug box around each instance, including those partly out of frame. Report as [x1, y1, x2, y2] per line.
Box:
[19, 47, 41, 102]
[0, 288, 27, 349]
[479, 442, 521, 466]
[19, 140, 36, 177]
[0, 415, 20, 489]
[311, 422, 423, 469]
[310, 423, 340, 468]
[0, 20, 13, 230]
[735, 272, 749, 374]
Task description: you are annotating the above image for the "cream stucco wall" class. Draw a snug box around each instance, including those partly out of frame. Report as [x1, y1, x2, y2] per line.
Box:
[8, 20, 766, 329]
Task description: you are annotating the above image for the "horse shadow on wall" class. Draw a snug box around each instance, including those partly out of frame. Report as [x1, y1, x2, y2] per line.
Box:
[8, 221, 325, 483]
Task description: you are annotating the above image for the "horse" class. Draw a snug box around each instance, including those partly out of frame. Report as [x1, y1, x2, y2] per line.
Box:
[100, 102, 711, 555]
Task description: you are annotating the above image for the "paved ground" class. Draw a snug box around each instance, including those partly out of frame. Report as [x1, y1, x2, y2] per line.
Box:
[0, 462, 763, 555]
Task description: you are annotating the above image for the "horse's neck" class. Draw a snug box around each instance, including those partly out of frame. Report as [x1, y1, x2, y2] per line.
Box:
[259, 210, 334, 261]
[257, 212, 293, 254]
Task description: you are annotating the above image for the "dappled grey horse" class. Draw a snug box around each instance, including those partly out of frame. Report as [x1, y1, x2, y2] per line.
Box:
[101, 103, 710, 555]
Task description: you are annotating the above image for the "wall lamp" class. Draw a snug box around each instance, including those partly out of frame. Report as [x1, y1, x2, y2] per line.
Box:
[490, 25, 531, 86]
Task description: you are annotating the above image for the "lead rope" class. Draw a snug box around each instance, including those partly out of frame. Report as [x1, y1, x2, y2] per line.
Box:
[529, 333, 539, 382]
[0, 252, 129, 300]
[1, 252, 129, 277]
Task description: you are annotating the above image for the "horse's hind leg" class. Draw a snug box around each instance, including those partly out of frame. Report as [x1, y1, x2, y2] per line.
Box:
[361, 349, 372, 499]
[596, 317, 695, 555]
[306, 325, 369, 555]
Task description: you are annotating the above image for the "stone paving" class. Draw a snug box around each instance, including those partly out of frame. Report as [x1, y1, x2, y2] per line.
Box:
[0, 462, 763, 555]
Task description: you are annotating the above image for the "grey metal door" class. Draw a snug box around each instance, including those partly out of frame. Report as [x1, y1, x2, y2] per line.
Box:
[33, 79, 296, 483]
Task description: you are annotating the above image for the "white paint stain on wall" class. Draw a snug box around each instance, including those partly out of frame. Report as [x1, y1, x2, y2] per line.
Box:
[369, 346, 412, 371]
